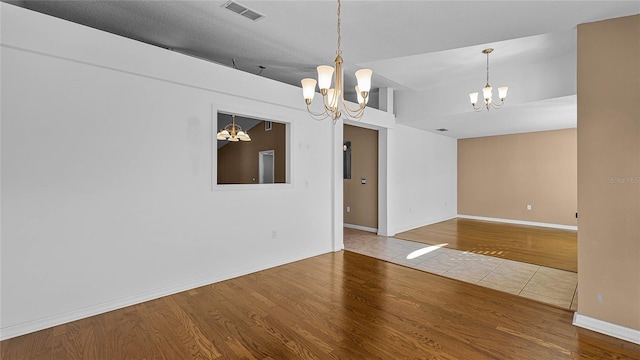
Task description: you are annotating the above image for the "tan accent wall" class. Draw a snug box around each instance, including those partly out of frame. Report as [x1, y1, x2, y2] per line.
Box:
[458, 129, 577, 226]
[577, 15, 640, 331]
[217, 121, 286, 184]
[343, 125, 378, 229]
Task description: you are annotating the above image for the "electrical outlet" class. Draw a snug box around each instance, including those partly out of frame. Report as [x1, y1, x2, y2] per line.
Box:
[527, 204, 532, 211]
[346, 206, 350, 213]
[271, 230, 277, 239]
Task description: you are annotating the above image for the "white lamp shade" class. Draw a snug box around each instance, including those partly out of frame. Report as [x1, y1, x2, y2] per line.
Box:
[217, 129, 230, 140]
[356, 85, 369, 105]
[326, 88, 340, 109]
[469, 92, 479, 104]
[317, 65, 334, 90]
[355, 69, 373, 93]
[482, 85, 493, 100]
[228, 136, 239, 142]
[237, 131, 250, 141]
[301, 78, 317, 101]
[498, 86, 508, 100]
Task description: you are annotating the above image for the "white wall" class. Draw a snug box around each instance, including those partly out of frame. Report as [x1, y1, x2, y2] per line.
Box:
[0, 3, 453, 340]
[387, 125, 458, 235]
[0, 3, 347, 340]
[342, 118, 458, 238]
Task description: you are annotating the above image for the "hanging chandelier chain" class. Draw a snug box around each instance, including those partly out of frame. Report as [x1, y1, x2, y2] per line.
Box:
[486, 51, 490, 85]
[300, 0, 372, 121]
[336, 0, 342, 55]
[469, 48, 507, 112]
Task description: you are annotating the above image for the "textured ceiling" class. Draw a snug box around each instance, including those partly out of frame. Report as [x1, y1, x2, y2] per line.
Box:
[4, 0, 639, 138]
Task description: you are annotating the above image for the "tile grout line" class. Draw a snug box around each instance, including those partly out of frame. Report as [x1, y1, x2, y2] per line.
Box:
[570, 284, 579, 310]
[519, 265, 578, 301]
[476, 264, 497, 284]
[516, 266, 540, 296]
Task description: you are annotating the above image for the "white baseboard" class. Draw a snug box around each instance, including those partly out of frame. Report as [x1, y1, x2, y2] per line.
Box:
[573, 312, 640, 345]
[0, 248, 332, 341]
[344, 223, 378, 233]
[457, 215, 578, 231]
[392, 215, 458, 236]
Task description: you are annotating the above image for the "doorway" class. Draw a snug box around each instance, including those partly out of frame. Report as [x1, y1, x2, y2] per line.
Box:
[259, 150, 274, 184]
[343, 125, 378, 233]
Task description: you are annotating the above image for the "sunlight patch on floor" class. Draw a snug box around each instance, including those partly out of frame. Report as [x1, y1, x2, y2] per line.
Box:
[406, 243, 448, 260]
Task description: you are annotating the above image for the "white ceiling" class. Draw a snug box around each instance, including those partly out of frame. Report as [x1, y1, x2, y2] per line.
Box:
[4, 0, 639, 138]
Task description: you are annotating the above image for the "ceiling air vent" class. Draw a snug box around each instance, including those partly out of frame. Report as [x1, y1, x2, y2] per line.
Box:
[436, 128, 449, 132]
[222, 1, 265, 21]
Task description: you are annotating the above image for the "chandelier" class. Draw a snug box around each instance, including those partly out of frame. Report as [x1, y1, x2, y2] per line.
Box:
[300, 0, 373, 122]
[469, 48, 508, 111]
[216, 114, 251, 142]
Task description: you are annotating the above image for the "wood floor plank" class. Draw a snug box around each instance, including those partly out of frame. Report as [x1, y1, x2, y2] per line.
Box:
[2, 251, 638, 359]
[394, 218, 578, 271]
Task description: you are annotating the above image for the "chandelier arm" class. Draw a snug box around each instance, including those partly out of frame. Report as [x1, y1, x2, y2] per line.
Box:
[341, 104, 366, 120]
[489, 98, 505, 109]
[321, 90, 342, 114]
[471, 103, 485, 112]
[343, 110, 366, 121]
[343, 108, 365, 119]
[306, 104, 332, 121]
[321, 95, 331, 113]
[340, 97, 366, 115]
[472, 97, 506, 112]
[470, 94, 506, 111]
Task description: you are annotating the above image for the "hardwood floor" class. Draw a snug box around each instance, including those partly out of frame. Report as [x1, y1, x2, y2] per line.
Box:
[344, 228, 579, 309]
[395, 218, 578, 272]
[3, 251, 637, 359]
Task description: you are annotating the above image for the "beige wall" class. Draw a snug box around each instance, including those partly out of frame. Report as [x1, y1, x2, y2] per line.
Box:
[343, 125, 378, 229]
[217, 121, 286, 184]
[577, 15, 640, 331]
[458, 129, 577, 226]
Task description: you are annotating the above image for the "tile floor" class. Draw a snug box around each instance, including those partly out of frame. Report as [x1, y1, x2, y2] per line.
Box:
[344, 229, 578, 310]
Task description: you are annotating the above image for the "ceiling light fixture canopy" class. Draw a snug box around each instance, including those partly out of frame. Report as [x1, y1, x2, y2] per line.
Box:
[300, 0, 373, 122]
[216, 114, 251, 142]
[469, 48, 508, 111]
